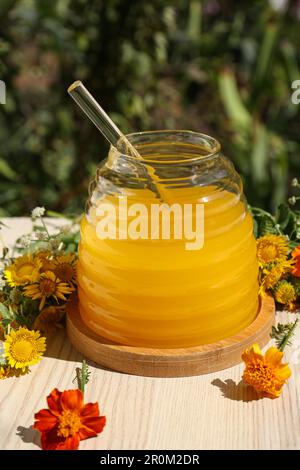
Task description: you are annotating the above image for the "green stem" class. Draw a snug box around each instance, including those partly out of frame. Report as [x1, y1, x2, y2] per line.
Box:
[40, 216, 51, 240]
[279, 318, 298, 352]
[76, 367, 84, 394]
[76, 360, 89, 394]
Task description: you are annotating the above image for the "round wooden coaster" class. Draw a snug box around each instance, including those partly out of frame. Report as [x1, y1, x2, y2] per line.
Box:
[66, 295, 275, 377]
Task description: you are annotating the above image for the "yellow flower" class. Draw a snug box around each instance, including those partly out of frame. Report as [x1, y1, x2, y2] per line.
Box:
[242, 343, 291, 398]
[0, 366, 9, 380]
[53, 253, 77, 287]
[256, 235, 289, 267]
[4, 254, 41, 287]
[0, 365, 30, 379]
[35, 250, 55, 273]
[4, 327, 46, 371]
[33, 306, 66, 333]
[23, 271, 74, 310]
[260, 260, 294, 292]
[274, 280, 296, 310]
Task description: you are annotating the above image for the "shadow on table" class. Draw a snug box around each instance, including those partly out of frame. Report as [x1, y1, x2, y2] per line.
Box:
[16, 425, 41, 449]
[211, 378, 261, 402]
[44, 330, 115, 373]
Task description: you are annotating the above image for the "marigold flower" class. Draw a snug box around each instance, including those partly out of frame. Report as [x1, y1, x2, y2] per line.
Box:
[292, 246, 300, 278]
[4, 327, 46, 371]
[34, 388, 106, 450]
[274, 280, 296, 310]
[242, 343, 291, 398]
[4, 254, 41, 287]
[256, 235, 289, 267]
[23, 271, 74, 310]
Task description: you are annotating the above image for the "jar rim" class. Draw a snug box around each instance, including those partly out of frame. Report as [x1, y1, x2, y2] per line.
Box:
[114, 130, 221, 164]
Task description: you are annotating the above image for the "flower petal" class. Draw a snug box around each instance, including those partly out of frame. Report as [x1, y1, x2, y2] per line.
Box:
[80, 416, 106, 437]
[40, 428, 80, 450]
[264, 347, 284, 367]
[276, 363, 292, 380]
[265, 389, 281, 399]
[80, 402, 99, 418]
[56, 434, 80, 450]
[78, 425, 98, 440]
[47, 388, 62, 413]
[34, 409, 58, 432]
[242, 343, 262, 363]
[40, 427, 64, 450]
[61, 389, 83, 411]
[250, 343, 262, 357]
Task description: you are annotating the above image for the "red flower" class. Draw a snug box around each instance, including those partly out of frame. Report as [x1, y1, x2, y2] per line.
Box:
[34, 388, 106, 450]
[292, 246, 300, 277]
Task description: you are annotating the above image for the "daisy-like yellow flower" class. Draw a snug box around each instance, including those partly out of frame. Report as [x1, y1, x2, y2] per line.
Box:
[256, 234, 289, 267]
[33, 305, 66, 333]
[35, 250, 55, 273]
[242, 343, 291, 398]
[274, 280, 296, 310]
[53, 253, 77, 287]
[260, 259, 294, 292]
[0, 365, 30, 379]
[4, 327, 46, 371]
[23, 271, 74, 310]
[4, 254, 42, 287]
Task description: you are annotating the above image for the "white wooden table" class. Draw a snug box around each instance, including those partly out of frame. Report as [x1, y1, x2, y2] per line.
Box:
[0, 218, 300, 450]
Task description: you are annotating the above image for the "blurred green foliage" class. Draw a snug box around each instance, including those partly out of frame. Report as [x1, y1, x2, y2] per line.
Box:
[0, 0, 299, 215]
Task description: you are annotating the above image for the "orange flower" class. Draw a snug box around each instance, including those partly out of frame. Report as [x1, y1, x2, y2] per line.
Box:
[292, 246, 300, 277]
[34, 388, 106, 450]
[242, 344, 291, 398]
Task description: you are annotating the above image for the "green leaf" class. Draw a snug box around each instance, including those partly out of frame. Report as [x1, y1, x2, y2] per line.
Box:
[281, 42, 300, 84]
[270, 319, 298, 352]
[0, 158, 17, 180]
[218, 69, 251, 129]
[253, 21, 279, 89]
[252, 216, 259, 238]
[33, 225, 47, 232]
[66, 243, 76, 253]
[187, 1, 202, 40]
[0, 303, 10, 319]
[251, 122, 268, 183]
[249, 206, 281, 238]
[46, 210, 67, 219]
[0, 302, 14, 328]
[276, 203, 298, 240]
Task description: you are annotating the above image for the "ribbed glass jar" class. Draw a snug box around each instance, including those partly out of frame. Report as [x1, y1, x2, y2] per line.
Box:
[77, 131, 259, 348]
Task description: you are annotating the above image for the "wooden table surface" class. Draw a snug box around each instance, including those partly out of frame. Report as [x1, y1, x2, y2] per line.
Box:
[0, 218, 300, 450]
